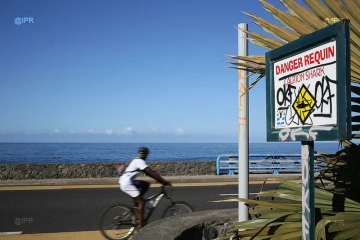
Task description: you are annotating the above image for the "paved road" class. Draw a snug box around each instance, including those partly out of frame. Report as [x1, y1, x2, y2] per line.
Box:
[0, 184, 279, 234]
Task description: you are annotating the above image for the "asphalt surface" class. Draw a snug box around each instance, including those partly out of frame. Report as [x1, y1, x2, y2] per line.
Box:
[0, 174, 302, 186]
[0, 184, 279, 234]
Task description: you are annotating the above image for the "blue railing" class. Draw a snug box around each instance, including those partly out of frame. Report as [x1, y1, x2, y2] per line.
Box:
[216, 153, 325, 175]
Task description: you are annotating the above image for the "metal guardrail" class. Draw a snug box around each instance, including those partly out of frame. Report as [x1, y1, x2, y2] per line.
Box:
[216, 153, 325, 175]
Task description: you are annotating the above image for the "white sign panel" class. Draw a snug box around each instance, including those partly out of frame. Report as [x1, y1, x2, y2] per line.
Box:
[274, 41, 337, 129]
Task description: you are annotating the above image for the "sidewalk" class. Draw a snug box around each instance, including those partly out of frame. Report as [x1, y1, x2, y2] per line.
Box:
[0, 174, 302, 186]
[0, 231, 103, 240]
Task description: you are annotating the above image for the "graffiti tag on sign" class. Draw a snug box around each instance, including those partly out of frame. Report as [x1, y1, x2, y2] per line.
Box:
[273, 41, 337, 129]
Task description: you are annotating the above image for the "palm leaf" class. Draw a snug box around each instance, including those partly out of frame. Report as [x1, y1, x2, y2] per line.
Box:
[322, 0, 360, 35]
[332, 227, 360, 239]
[280, 0, 326, 30]
[236, 198, 301, 211]
[236, 27, 284, 49]
[227, 55, 265, 65]
[303, 0, 335, 21]
[260, 0, 314, 35]
[239, 74, 266, 97]
[242, 12, 300, 42]
[342, 1, 360, 28]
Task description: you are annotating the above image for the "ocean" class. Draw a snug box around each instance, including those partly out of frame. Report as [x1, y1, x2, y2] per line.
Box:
[0, 142, 345, 164]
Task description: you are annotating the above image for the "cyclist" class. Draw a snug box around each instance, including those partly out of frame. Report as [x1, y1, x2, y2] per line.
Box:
[119, 146, 172, 229]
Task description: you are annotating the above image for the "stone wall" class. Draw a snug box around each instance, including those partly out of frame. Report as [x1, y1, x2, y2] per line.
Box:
[0, 161, 216, 180]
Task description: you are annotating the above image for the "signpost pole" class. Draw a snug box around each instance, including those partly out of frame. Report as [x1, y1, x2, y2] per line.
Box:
[238, 23, 249, 223]
[301, 141, 315, 240]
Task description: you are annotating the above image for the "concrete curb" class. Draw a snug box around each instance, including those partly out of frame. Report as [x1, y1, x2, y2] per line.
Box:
[132, 208, 238, 240]
[0, 174, 302, 186]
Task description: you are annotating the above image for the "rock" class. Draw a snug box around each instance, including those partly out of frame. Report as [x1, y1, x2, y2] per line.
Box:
[62, 169, 68, 176]
[104, 171, 111, 177]
[58, 164, 65, 169]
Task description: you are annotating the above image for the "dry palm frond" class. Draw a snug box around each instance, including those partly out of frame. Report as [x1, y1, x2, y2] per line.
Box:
[242, 12, 300, 43]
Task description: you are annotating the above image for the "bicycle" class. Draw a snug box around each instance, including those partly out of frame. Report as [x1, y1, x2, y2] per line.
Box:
[100, 186, 194, 240]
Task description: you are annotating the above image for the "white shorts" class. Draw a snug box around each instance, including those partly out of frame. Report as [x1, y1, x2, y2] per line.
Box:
[120, 181, 141, 198]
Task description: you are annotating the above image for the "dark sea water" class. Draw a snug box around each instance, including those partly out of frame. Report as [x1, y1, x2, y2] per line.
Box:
[0, 142, 345, 164]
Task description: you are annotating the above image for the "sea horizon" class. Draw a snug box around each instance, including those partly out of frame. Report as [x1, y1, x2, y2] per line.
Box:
[0, 142, 348, 165]
[0, 141, 343, 144]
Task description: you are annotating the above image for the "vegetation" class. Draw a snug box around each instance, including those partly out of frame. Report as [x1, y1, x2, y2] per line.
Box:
[215, 142, 360, 239]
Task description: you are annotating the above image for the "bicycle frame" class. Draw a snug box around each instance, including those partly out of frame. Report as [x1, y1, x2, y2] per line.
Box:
[142, 186, 172, 222]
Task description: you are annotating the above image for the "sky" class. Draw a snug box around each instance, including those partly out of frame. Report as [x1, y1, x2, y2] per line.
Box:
[0, 0, 344, 143]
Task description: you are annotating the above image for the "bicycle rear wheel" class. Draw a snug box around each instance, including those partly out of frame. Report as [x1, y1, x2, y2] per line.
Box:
[100, 204, 136, 240]
[161, 201, 194, 218]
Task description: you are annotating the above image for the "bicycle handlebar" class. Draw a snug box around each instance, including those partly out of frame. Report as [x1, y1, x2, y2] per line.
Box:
[161, 185, 172, 199]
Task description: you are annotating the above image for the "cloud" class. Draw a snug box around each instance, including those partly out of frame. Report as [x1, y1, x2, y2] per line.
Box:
[103, 127, 135, 136]
[139, 127, 187, 136]
[143, 127, 163, 135]
[173, 128, 186, 136]
[76, 129, 97, 134]
[150, 127, 158, 133]
[67, 127, 135, 135]
[16, 127, 188, 137]
[69, 130, 82, 134]
[52, 129, 61, 134]
[104, 129, 113, 135]
[121, 127, 134, 135]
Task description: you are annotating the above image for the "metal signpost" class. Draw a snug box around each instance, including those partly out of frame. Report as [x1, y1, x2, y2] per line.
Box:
[238, 23, 249, 223]
[265, 20, 351, 239]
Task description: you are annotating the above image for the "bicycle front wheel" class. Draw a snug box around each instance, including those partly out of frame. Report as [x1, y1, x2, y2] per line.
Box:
[161, 201, 194, 218]
[100, 204, 136, 240]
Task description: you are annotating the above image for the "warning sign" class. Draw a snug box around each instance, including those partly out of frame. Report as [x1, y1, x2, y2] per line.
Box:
[273, 41, 337, 129]
[266, 20, 351, 142]
[292, 85, 316, 124]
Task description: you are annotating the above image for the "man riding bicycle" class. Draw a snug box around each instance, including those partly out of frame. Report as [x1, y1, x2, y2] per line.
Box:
[119, 147, 172, 229]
